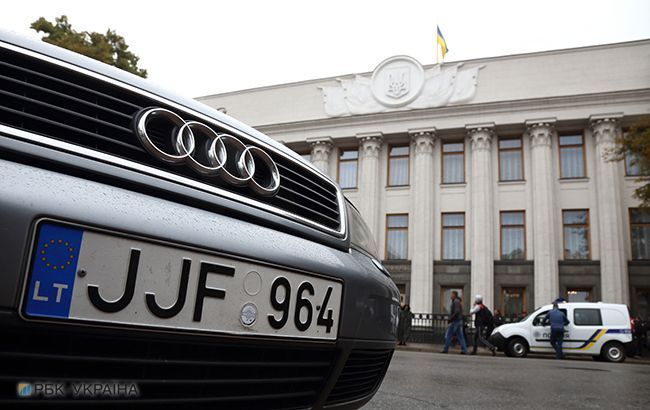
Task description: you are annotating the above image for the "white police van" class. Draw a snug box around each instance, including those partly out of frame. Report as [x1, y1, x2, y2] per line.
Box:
[489, 302, 633, 362]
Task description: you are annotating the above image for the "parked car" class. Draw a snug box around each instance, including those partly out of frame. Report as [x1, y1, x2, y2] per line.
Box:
[489, 302, 633, 362]
[0, 30, 399, 408]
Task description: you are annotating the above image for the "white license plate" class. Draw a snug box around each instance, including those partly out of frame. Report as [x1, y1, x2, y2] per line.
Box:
[21, 221, 343, 340]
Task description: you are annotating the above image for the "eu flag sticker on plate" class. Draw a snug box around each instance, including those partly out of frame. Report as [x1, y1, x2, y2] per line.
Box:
[24, 223, 83, 318]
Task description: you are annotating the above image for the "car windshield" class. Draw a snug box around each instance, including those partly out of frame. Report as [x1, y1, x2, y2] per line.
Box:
[518, 311, 535, 322]
[531, 308, 569, 326]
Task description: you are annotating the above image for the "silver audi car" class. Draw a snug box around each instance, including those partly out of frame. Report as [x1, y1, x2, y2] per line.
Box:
[0, 31, 399, 408]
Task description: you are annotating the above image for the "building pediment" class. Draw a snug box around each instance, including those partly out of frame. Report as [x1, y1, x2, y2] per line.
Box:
[319, 55, 484, 117]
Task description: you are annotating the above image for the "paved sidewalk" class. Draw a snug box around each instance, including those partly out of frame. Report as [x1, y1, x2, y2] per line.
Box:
[396, 342, 650, 364]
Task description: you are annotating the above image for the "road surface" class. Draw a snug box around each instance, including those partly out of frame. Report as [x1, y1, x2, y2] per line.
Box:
[364, 350, 649, 409]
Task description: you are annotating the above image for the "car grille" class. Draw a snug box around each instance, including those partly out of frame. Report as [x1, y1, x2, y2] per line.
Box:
[325, 349, 392, 406]
[0, 45, 342, 234]
[0, 326, 338, 409]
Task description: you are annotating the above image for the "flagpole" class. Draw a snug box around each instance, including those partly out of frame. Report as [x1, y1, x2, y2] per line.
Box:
[435, 24, 439, 65]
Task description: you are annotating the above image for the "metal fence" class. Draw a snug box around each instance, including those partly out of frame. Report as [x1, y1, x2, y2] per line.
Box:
[406, 313, 522, 344]
[408, 313, 454, 344]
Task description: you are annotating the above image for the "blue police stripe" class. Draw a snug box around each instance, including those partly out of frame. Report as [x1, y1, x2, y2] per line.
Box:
[25, 224, 83, 318]
[606, 328, 632, 334]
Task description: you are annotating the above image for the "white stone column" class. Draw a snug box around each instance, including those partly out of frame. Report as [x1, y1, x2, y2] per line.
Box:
[590, 114, 629, 304]
[356, 132, 383, 238]
[468, 124, 495, 310]
[307, 137, 333, 177]
[526, 119, 559, 307]
[409, 128, 437, 313]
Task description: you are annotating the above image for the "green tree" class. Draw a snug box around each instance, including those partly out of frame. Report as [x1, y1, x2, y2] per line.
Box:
[30, 15, 147, 78]
[611, 121, 650, 207]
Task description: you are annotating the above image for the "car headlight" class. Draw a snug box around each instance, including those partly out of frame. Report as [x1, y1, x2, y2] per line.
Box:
[346, 201, 380, 260]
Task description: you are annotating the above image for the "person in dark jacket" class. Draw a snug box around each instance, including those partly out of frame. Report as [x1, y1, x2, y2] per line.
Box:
[493, 309, 504, 327]
[469, 295, 496, 356]
[544, 302, 570, 359]
[633, 315, 647, 357]
[441, 291, 468, 354]
[397, 304, 414, 345]
[403, 304, 413, 344]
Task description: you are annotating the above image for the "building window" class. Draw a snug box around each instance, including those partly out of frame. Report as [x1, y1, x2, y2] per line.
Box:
[501, 287, 526, 319]
[498, 138, 523, 181]
[567, 288, 592, 302]
[337, 149, 358, 189]
[442, 213, 465, 260]
[440, 286, 463, 314]
[563, 210, 590, 260]
[559, 135, 586, 178]
[501, 211, 525, 260]
[442, 142, 465, 184]
[388, 145, 410, 186]
[625, 152, 642, 176]
[630, 208, 650, 260]
[385, 214, 408, 260]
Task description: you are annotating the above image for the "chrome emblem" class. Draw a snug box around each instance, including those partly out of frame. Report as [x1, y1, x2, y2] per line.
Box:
[133, 107, 281, 196]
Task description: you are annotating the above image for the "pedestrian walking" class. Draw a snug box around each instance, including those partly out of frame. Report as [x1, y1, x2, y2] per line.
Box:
[397, 304, 414, 345]
[441, 291, 468, 354]
[544, 302, 570, 359]
[493, 309, 504, 327]
[469, 295, 496, 356]
[403, 304, 413, 345]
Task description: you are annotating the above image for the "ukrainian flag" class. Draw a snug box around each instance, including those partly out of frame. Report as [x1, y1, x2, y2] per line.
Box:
[437, 26, 449, 60]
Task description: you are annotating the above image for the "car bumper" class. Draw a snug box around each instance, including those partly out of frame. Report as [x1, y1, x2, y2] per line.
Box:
[0, 153, 399, 408]
[488, 331, 508, 352]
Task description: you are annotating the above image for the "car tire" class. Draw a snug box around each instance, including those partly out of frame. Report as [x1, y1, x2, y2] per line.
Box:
[601, 342, 626, 363]
[506, 337, 528, 358]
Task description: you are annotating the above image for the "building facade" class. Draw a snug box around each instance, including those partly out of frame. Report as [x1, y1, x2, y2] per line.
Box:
[198, 40, 650, 318]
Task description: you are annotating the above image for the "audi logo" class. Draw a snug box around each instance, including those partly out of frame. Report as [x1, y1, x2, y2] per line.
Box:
[133, 107, 280, 196]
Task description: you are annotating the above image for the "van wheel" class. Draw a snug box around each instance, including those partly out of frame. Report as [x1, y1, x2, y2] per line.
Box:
[601, 342, 626, 363]
[507, 337, 528, 358]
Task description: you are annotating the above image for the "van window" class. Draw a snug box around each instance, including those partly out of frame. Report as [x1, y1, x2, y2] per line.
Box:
[533, 311, 549, 326]
[574, 308, 602, 326]
[533, 309, 567, 326]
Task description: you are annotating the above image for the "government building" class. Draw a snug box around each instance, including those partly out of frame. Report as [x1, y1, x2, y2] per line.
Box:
[198, 40, 650, 318]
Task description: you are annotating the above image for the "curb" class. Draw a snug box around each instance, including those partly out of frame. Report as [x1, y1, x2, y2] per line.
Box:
[395, 343, 650, 363]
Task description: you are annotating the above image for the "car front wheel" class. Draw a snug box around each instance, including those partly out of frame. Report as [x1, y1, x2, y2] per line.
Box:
[506, 337, 528, 358]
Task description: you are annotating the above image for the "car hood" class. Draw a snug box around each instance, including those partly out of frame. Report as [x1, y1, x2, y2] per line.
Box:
[492, 322, 517, 335]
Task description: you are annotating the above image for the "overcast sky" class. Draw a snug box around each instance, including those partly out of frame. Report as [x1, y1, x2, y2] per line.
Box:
[2, 0, 649, 98]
